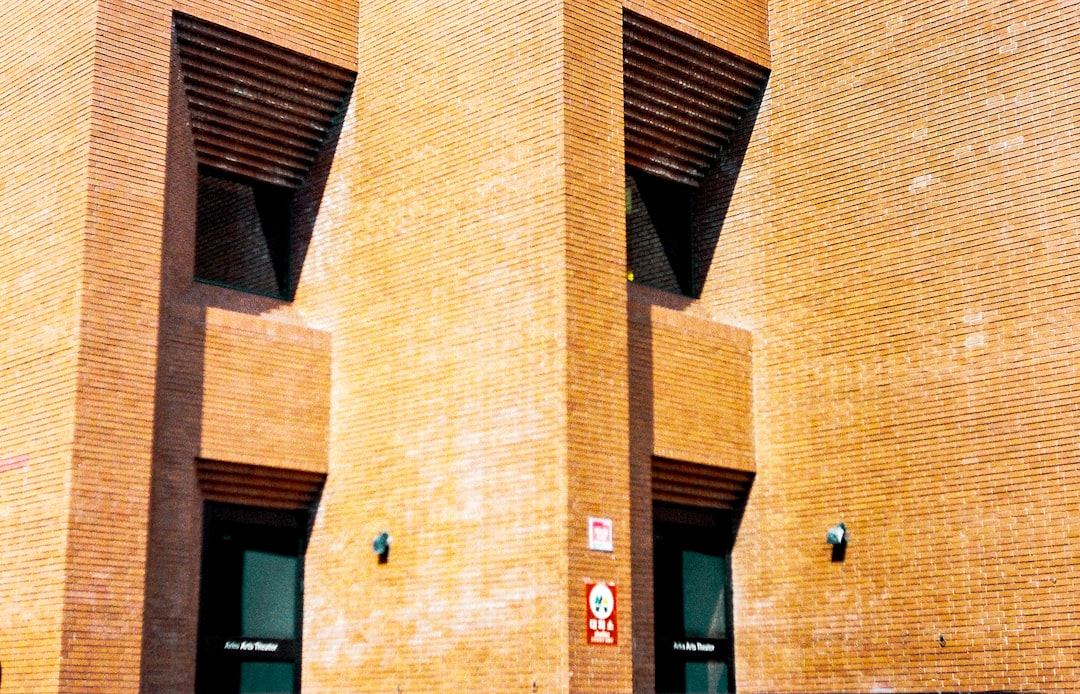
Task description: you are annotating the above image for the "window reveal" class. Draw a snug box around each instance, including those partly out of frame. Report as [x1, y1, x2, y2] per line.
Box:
[194, 170, 294, 298]
[623, 10, 769, 298]
[173, 12, 355, 300]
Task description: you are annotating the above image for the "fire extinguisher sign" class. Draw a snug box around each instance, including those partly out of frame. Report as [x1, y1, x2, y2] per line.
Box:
[585, 583, 617, 645]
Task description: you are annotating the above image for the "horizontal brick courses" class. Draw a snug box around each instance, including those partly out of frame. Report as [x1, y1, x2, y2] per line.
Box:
[6, 0, 1079, 691]
[705, 0, 1080, 690]
[0, 1, 96, 691]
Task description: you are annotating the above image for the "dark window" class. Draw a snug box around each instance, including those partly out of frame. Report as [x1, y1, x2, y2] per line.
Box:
[626, 169, 696, 296]
[195, 169, 294, 298]
[623, 10, 769, 299]
[173, 12, 355, 302]
[196, 503, 307, 694]
[654, 504, 736, 694]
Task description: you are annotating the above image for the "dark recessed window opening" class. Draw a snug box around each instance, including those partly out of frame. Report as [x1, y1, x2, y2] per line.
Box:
[174, 12, 356, 302]
[195, 168, 294, 299]
[196, 503, 308, 694]
[626, 168, 696, 296]
[653, 504, 737, 694]
[623, 9, 770, 299]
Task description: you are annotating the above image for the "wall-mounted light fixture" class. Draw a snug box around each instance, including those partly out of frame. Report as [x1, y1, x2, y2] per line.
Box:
[826, 522, 848, 562]
[826, 522, 848, 546]
[373, 531, 391, 563]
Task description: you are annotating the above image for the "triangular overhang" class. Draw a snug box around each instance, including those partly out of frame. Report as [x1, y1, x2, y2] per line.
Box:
[624, 11, 770, 187]
[174, 12, 356, 189]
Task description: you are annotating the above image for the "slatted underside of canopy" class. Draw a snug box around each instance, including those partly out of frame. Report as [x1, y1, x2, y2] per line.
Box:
[197, 458, 325, 509]
[624, 11, 770, 187]
[652, 457, 754, 511]
[175, 12, 355, 189]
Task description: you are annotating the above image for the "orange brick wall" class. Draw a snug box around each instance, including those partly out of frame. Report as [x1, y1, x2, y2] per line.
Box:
[563, 0, 635, 691]
[627, 284, 754, 694]
[640, 296, 754, 472]
[0, 2, 95, 690]
[57, 1, 172, 688]
[7, 0, 1079, 691]
[622, 0, 769, 67]
[298, 1, 574, 691]
[196, 309, 330, 472]
[700, 0, 1080, 690]
[173, 0, 357, 67]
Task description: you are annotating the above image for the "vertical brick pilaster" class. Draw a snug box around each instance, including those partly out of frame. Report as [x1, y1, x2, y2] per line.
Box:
[0, 2, 96, 692]
[563, 1, 633, 691]
[58, 2, 171, 690]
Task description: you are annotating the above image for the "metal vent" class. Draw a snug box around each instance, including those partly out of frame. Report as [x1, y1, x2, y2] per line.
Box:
[197, 458, 324, 509]
[652, 457, 754, 511]
[624, 11, 769, 187]
[174, 13, 355, 189]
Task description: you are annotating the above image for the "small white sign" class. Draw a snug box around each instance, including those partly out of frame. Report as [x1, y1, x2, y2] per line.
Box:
[588, 517, 614, 552]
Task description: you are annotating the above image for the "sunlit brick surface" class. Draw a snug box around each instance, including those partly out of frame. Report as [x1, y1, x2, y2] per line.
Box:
[4, 0, 1079, 692]
[0, 3, 94, 688]
[703, 1, 1080, 690]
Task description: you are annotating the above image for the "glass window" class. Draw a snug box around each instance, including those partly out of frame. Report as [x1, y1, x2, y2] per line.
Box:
[242, 550, 298, 639]
[194, 169, 294, 299]
[240, 662, 296, 694]
[196, 503, 307, 694]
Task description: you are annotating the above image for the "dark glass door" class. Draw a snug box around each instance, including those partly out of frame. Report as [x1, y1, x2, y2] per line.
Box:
[654, 505, 735, 694]
[196, 503, 307, 694]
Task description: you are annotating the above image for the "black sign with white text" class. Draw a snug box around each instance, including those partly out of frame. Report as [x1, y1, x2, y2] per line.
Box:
[669, 638, 726, 660]
[202, 636, 296, 661]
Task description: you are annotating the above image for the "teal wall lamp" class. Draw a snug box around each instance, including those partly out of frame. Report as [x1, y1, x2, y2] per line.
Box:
[825, 522, 848, 545]
[373, 531, 391, 563]
[826, 522, 848, 562]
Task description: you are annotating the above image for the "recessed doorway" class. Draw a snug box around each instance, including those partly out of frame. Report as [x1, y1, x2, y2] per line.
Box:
[653, 504, 736, 694]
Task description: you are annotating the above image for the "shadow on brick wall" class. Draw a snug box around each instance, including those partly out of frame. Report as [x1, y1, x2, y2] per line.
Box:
[692, 89, 765, 297]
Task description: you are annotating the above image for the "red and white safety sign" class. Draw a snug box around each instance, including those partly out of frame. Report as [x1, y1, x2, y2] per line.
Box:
[585, 582, 617, 645]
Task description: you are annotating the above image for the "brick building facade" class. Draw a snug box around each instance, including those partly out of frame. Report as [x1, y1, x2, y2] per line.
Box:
[1, 0, 1077, 692]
